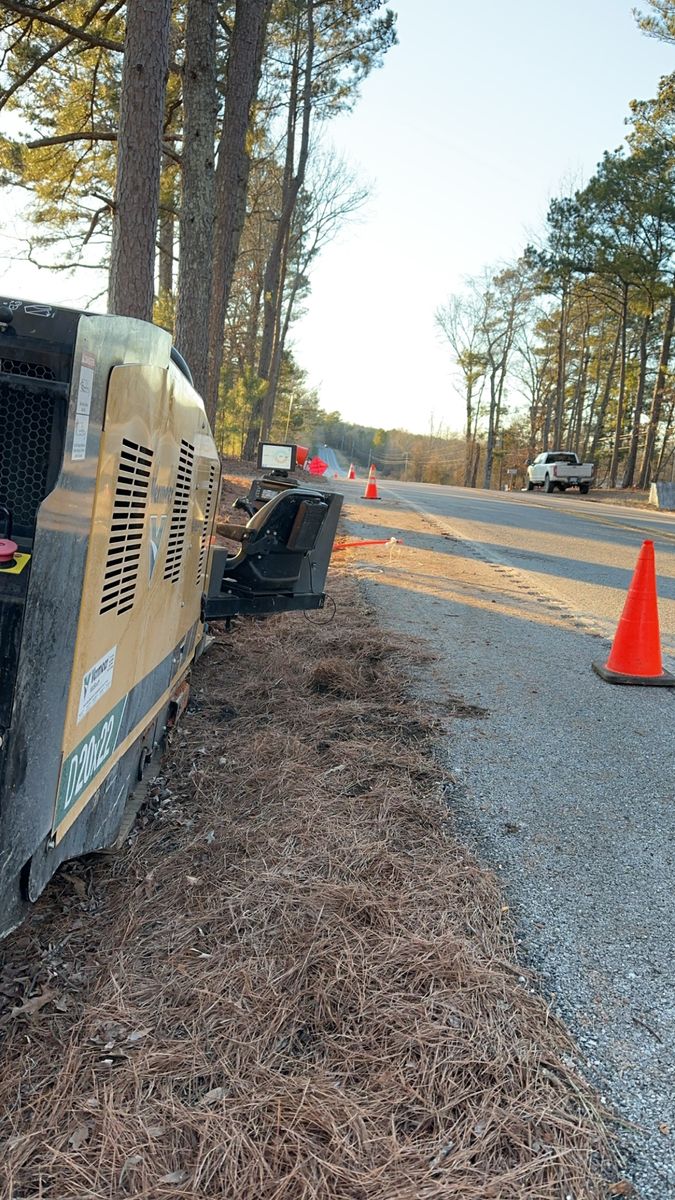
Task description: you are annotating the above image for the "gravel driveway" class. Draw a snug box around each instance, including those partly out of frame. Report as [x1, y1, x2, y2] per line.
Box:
[341, 490, 675, 1200]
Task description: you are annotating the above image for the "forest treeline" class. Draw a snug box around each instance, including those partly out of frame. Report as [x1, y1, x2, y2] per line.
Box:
[435, 2, 675, 491]
[2, 2, 675, 490]
[0, 0, 395, 456]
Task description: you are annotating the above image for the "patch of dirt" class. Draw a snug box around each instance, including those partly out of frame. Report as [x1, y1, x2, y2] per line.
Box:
[0, 567, 616, 1199]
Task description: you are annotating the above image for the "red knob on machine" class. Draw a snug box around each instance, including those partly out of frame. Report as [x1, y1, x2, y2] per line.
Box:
[0, 538, 18, 566]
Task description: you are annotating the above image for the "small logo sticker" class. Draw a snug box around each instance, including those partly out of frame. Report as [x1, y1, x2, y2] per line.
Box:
[78, 646, 116, 723]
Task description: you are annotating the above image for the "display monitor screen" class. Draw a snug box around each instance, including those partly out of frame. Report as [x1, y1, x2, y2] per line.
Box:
[257, 442, 297, 472]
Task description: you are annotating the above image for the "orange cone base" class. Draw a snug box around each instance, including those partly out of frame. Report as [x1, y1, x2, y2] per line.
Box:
[592, 660, 675, 687]
[362, 489, 380, 500]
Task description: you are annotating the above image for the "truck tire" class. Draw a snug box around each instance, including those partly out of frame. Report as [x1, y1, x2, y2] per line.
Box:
[579, 483, 589, 495]
[544, 473, 555, 493]
[526, 478, 534, 491]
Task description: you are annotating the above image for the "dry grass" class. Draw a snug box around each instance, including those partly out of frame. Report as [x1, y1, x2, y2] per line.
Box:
[0, 568, 616, 1198]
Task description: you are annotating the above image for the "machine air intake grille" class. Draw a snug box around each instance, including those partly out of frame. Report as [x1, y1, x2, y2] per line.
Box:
[100, 438, 153, 616]
[196, 463, 217, 587]
[0, 375, 63, 533]
[1, 357, 56, 381]
[164, 439, 195, 583]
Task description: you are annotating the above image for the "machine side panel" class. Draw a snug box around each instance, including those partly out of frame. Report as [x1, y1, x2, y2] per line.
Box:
[51, 361, 218, 843]
[0, 316, 172, 885]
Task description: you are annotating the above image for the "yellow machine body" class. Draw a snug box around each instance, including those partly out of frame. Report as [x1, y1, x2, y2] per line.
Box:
[0, 299, 340, 938]
[54, 364, 219, 842]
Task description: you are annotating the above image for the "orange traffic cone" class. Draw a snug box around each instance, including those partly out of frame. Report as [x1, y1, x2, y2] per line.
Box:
[347, 463, 356, 480]
[362, 465, 380, 500]
[593, 540, 674, 686]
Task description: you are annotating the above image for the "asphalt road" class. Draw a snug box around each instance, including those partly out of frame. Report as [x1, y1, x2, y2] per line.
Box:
[338, 477, 675, 1200]
[397, 481, 675, 658]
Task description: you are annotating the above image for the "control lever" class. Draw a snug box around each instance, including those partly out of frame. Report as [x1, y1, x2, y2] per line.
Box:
[233, 496, 255, 519]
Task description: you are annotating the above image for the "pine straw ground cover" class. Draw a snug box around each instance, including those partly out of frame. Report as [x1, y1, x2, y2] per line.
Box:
[0, 568, 617, 1199]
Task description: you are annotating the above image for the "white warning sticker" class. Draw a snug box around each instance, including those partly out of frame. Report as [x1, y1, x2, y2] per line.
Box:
[71, 351, 96, 460]
[78, 645, 116, 723]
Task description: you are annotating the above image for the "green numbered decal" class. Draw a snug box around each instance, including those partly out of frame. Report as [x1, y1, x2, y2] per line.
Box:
[54, 697, 127, 827]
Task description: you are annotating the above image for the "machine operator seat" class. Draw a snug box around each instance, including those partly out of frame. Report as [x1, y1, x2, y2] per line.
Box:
[216, 487, 331, 593]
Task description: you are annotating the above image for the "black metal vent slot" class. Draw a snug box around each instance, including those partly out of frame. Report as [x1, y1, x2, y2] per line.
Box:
[0, 374, 67, 535]
[100, 438, 153, 616]
[196, 462, 217, 587]
[0, 357, 56, 381]
[164, 439, 195, 583]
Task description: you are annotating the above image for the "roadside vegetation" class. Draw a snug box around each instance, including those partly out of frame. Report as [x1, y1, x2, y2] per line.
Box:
[0, 528, 615, 1198]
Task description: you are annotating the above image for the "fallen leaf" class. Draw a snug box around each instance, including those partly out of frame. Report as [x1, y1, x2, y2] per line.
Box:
[659, 1122, 670, 1135]
[608, 1182, 635, 1197]
[201, 1086, 226, 1105]
[10, 990, 54, 1017]
[146, 1124, 165, 1138]
[68, 1124, 90, 1150]
[53, 995, 68, 1013]
[185, 875, 201, 886]
[119, 1155, 144, 1185]
[126, 1028, 152, 1044]
[158, 1170, 189, 1184]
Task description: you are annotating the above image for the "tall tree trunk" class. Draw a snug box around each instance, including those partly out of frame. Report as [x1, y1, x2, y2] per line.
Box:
[582, 329, 605, 459]
[542, 388, 554, 449]
[205, 0, 272, 427]
[621, 311, 652, 488]
[589, 318, 621, 462]
[639, 290, 675, 489]
[243, 0, 314, 459]
[245, 275, 264, 369]
[174, 0, 217, 400]
[483, 367, 498, 488]
[263, 255, 304, 439]
[109, 0, 171, 319]
[553, 279, 568, 446]
[609, 281, 629, 488]
[158, 205, 174, 298]
[463, 381, 475, 486]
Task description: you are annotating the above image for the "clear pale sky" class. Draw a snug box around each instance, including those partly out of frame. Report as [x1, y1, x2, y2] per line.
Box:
[1, 1, 673, 435]
[293, 0, 675, 433]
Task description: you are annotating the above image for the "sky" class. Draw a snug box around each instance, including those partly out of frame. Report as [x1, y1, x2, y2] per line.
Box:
[1, 0, 674, 436]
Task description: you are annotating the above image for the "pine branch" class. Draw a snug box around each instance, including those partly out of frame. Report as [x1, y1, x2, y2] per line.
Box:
[25, 129, 181, 165]
[0, 0, 123, 53]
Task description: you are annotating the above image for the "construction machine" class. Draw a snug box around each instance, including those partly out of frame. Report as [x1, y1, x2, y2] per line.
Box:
[0, 298, 341, 938]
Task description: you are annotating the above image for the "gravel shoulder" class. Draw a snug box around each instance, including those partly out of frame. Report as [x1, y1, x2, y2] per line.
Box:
[342, 491, 675, 1200]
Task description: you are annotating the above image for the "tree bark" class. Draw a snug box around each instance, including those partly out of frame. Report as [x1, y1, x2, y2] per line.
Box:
[609, 281, 629, 488]
[174, 0, 217, 400]
[589, 317, 621, 462]
[553, 278, 568, 447]
[108, 0, 171, 320]
[158, 205, 174, 297]
[243, 0, 314, 459]
[621, 311, 652, 488]
[205, 0, 272, 427]
[639, 290, 675, 488]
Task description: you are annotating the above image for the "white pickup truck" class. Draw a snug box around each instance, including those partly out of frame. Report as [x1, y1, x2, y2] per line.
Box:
[526, 451, 594, 495]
